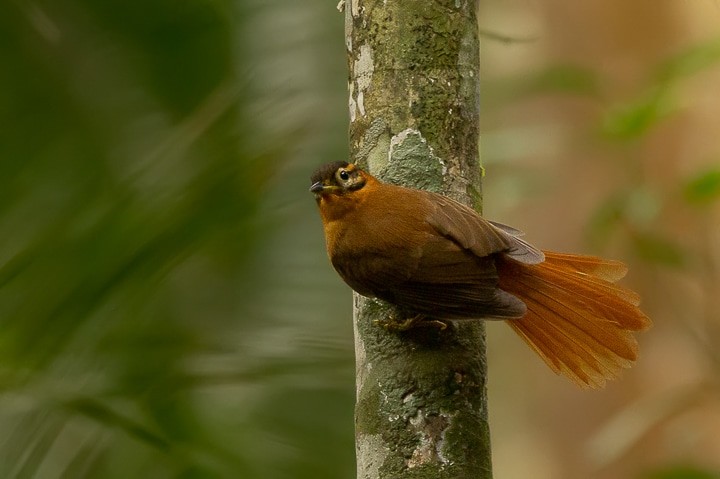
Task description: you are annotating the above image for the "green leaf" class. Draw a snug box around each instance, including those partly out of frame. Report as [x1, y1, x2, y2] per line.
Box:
[602, 38, 720, 142]
[656, 38, 720, 84]
[601, 87, 673, 141]
[683, 167, 720, 205]
[631, 232, 685, 267]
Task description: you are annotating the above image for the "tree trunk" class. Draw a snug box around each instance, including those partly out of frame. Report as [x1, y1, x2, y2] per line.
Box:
[345, 1, 491, 478]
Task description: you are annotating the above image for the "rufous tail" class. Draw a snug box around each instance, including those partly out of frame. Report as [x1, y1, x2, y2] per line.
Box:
[497, 252, 651, 388]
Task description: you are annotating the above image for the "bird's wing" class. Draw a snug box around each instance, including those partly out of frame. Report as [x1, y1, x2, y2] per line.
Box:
[330, 188, 540, 319]
[422, 191, 544, 264]
[390, 234, 527, 319]
[331, 229, 526, 319]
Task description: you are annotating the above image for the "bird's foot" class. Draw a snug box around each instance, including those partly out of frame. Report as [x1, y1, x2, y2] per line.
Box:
[373, 314, 448, 332]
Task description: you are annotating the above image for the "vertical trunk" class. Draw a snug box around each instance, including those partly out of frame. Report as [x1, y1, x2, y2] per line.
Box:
[345, 1, 491, 478]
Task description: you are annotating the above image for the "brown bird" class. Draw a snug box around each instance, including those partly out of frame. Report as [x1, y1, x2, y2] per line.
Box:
[310, 161, 651, 388]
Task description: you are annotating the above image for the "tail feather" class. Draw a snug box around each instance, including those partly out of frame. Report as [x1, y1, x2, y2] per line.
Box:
[509, 310, 621, 388]
[536, 261, 646, 329]
[541, 252, 628, 282]
[497, 251, 651, 388]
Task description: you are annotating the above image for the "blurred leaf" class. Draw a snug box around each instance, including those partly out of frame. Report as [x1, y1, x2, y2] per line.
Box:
[484, 64, 600, 109]
[587, 192, 627, 246]
[631, 232, 685, 266]
[65, 398, 170, 452]
[655, 38, 720, 85]
[683, 167, 720, 205]
[643, 465, 720, 479]
[522, 64, 601, 96]
[58, 431, 107, 479]
[602, 38, 720, 142]
[602, 87, 673, 141]
[10, 414, 66, 479]
[0, 0, 352, 478]
[586, 187, 663, 245]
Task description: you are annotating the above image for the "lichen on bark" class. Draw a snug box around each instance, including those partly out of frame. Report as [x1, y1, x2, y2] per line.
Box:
[346, 0, 482, 206]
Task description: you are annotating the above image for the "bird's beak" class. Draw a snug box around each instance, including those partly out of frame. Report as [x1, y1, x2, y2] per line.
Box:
[310, 181, 341, 195]
[310, 181, 325, 194]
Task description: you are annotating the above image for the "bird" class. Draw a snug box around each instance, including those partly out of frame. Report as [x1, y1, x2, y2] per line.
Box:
[309, 161, 651, 388]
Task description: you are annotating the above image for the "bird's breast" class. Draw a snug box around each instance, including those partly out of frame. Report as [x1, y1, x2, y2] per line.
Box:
[323, 205, 430, 292]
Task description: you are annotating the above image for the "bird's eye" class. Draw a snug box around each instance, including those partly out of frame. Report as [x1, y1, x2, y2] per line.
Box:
[338, 169, 350, 181]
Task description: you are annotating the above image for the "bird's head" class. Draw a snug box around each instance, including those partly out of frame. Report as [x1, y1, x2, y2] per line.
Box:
[309, 162, 374, 222]
[309, 162, 368, 199]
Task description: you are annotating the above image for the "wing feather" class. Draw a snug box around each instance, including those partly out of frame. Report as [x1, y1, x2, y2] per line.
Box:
[422, 191, 544, 264]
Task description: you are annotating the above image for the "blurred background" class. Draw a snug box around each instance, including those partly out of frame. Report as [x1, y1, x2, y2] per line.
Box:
[0, 0, 718, 478]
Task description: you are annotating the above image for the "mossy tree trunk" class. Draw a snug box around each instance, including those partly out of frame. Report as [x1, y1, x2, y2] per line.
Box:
[345, 1, 491, 478]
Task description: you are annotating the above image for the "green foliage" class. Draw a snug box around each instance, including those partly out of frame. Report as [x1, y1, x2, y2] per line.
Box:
[629, 232, 685, 267]
[517, 38, 720, 268]
[655, 39, 720, 85]
[523, 64, 601, 97]
[601, 86, 673, 141]
[683, 167, 720, 205]
[587, 187, 685, 266]
[0, 0, 353, 478]
[485, 20, 720, 479]
[484, 64, 601, 108]
[601, 38, 720, 142]
[642, 465, 720, 479]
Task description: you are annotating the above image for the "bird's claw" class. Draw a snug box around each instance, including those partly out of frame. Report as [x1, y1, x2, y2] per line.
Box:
[373, 314, 448, 332]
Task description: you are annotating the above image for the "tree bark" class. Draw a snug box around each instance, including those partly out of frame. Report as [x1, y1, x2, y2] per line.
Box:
[345, 1, 491, 478]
